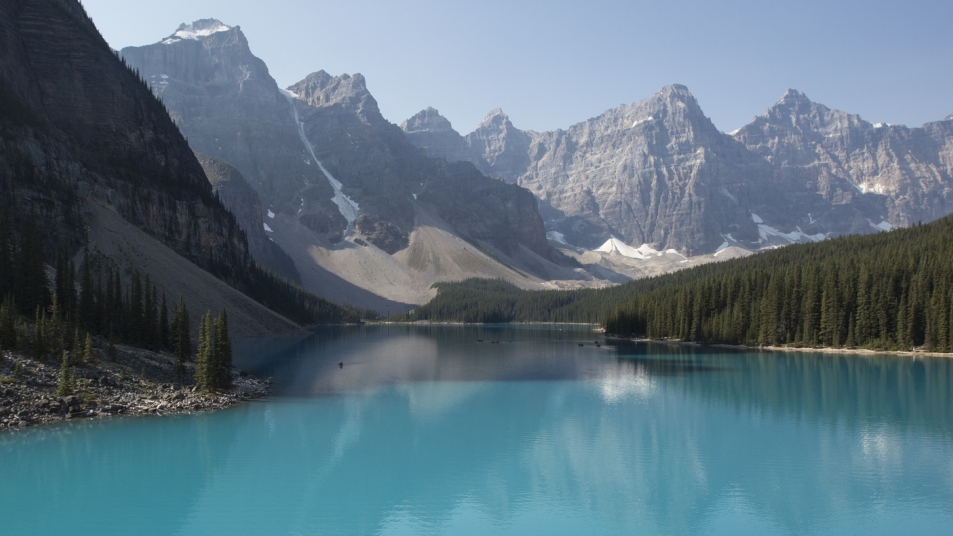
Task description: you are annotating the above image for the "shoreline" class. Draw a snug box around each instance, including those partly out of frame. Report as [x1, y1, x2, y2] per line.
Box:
[368, 321, 601, 327]
[612, 337, 953, 358]
[0, 345, 270, 432]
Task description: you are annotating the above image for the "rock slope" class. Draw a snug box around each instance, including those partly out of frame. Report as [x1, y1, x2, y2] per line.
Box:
[196, 153, 300, 282]
[0, 346, 268, 431]
[0, 1, 305, 336]
[0, 3, 250, 281]
[735, 90, 952, 228]
[123, 21, 575, 308]
[404, 88, 952, 255]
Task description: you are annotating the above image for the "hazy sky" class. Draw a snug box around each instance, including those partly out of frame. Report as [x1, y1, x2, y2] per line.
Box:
[83, 0, 952, 134]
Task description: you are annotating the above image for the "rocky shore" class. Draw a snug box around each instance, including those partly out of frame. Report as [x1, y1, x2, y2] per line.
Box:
[612, 337, 953, 358]
[0, 343, 269, 431]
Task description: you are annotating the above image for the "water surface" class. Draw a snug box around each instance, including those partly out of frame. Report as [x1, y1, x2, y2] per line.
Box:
[2, 325, 951, 535]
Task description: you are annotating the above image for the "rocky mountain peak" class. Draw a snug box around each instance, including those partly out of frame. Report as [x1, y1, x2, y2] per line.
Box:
[478, 108, 513, 130]
[946, 113, 953, 121]
[287, 71, 381, 122]
[401, 107, 454, 133]
[162, 19, 234, 45]
[629, 84, 708, 127]
[767, 88, 823, 119]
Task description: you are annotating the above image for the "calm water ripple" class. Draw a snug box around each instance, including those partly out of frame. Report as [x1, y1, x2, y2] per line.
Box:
[1, 324, 952, 535]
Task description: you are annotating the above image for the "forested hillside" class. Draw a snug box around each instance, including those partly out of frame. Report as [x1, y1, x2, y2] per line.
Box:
[397, 216, 953, 353]
[606, 216, 953, 352]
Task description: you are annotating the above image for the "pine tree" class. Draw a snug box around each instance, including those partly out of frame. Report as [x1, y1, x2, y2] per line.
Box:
[171, 298, 191, 382]
[195, 311, 213, 391]
[71, 327, 83, 362]
[57, 351, 74, 397]
[159, 294, 169, 350]
[83, 332, 95, 364]
[78, 250, 94, 329]
[214, 311, 232, 390]
[32, 307, 47, 360]
[0, 295, 17, 350]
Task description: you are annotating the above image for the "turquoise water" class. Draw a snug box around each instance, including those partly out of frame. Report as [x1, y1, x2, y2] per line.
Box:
[2, 324, 952, 535]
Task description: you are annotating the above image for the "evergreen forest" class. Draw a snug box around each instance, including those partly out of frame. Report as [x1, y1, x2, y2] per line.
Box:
[395, 215, 953, 352]
[604, 216, 953, 351]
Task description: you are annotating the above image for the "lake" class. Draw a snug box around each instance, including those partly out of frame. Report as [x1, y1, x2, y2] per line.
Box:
[1, 324, 952, 535]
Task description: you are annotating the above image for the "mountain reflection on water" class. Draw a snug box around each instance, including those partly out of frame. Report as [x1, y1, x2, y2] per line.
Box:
[1, 324, 951, 535]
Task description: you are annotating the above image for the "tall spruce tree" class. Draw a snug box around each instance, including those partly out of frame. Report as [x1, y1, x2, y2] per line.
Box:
[195, 311, 213, 392]
[214, 311, 232, 390]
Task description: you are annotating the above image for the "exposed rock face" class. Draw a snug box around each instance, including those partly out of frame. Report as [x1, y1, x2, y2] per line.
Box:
[404, 87, 953, 254]
[123, 23, 559, 279]
[0, 0, 250, 281]
[735, 90, 952, 228]
[400, 107, 531, 182]
[465, 109, 532, 181]
[195, 153, 300, 281]
[354, 214, 408, 255]
[120, 22, 345, 250]
[400, 107, 472, 165]
[285, 70, 554, 260]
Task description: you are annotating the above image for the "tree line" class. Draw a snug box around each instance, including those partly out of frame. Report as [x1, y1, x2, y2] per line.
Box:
[392, 216, 953, 354]
[605, 216, 953, 352]
[387, 278, 626, 324]
[0, 219, 235, 393]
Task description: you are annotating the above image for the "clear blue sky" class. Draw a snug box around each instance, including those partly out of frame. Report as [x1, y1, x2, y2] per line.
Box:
[83, 0, 952, 134]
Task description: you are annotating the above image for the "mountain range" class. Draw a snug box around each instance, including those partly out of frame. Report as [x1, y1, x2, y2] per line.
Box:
[122, 20, 599, 312]
[14, 11, 942, 315]
[403, 89, 953, 255]
[117, 18, 952, 310]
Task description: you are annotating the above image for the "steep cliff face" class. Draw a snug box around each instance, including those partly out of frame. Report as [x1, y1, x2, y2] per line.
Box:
[285, 71, 553, 259]
[400, 107, 474, 166]
[195, 153, 300, 281]
[123, 24, 556, 265]
[0, 0, 249, 280]
[465, 109, 532, 182]
[120, 21, 344, 249]
[119, 22, 568, 307]
[404, 87, 951, 255]
[400, 107, 531, 182]
[735, 90, 952, 228]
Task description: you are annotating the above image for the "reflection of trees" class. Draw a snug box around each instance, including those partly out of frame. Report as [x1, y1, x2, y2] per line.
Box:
[0, 409, 245, 535]
[3, 330, 950, 534]
[616, 343, 953, 439]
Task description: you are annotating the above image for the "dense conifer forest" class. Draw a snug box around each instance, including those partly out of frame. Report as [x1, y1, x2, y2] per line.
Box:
[0, 214, 368, 382]
[605, 216, 953, 351]
[395, 215, 953, 352]
[388, 278, 622, 324]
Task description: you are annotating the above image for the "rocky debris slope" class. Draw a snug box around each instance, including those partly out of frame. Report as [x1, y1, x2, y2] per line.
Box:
[0, 346, 268, 431]
[0, 1, 251, 282]
[404, 88, 953, 256]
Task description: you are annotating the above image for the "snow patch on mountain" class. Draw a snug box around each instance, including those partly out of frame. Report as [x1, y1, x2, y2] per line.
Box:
[595, 238, 671, 259]
[631, 116, 654, 128]
[546, 231, 569, 245]
[281, 89, 360, 226]
[162, 20, 231, 44]
[756, 221, 826, 244]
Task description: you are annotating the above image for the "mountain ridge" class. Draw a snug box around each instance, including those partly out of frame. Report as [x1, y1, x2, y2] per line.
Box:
[122, 21, 583, 310]
[403, 86, 952, 255]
